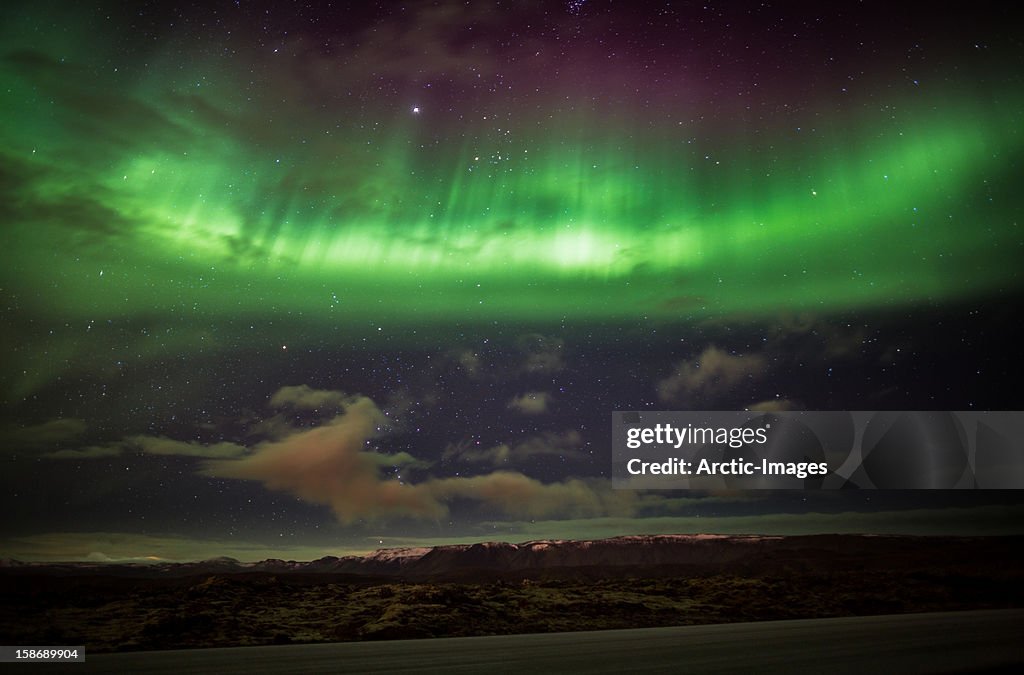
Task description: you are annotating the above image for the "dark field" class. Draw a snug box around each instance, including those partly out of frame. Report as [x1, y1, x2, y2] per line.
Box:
[2, 535, 1022, 653]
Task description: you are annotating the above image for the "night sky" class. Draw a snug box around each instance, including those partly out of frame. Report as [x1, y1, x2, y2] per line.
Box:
[2, 0, 1023, 562]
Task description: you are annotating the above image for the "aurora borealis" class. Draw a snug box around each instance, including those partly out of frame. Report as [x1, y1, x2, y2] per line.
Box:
[1, 1, 1023, 562]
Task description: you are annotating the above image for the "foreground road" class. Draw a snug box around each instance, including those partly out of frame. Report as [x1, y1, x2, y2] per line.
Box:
[37, 609, 1024, 674]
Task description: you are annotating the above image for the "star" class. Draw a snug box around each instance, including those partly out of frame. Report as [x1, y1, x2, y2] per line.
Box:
[411, 106, 421, 114]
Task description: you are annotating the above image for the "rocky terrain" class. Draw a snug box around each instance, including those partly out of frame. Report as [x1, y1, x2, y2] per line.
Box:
[1, 534, 1021, 652]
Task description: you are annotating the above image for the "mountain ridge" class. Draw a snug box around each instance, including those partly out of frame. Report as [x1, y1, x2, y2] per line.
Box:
[3, 533, 1020, 582]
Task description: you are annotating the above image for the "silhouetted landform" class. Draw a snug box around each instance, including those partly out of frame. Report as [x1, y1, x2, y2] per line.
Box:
[1, 534, 1021, 652]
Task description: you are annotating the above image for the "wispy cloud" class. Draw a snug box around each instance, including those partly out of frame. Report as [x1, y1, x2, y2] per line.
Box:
[508, 391, 552, 415]
[269, 384, 351, 410]
[658, 346, 766, 404]
[443, 430, 583, 466]
[4, 418, 87, 446]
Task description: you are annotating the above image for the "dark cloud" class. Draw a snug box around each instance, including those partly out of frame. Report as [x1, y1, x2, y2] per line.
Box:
[448, 348, 484, 379]
[298, 1, 541, 90]
[3, 418, 87, 446]
[768, 314, 868, 361]
[45, 444, 123, 460]
[128, 436, 248, 459]
[42, 434, 248, 461]
[269, 385, 352, 411]
[246, 414, 300, 442]
[5, 50, 192, 153]
[443, 430, 583, 466]
[518, 333, 566, 374]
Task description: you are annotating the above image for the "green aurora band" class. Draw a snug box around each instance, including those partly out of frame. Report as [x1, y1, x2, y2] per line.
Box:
[1, 45, 1021, 328]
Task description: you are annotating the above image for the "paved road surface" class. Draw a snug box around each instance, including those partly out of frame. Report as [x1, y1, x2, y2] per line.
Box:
[30, 609, 1024, 674]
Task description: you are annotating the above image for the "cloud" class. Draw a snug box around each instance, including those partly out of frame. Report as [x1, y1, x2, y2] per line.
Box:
[247, 413, 298, 441]
[512, 430, 584, 460]
[384, 384, 441, 418]
[770, 314, 868, 360]
[5, 418, 104, 459]
[205, 397, 613, 523]
[518, 333, 566, 374]
[45, 444, 123, 460]
[443, 338, 566, 381]
[747, 399, 799, 412]
[442, 441, 510, 465]
[4, 418, 87, 446]
[445, 348, 484, 378]
[508, 391, 552, 415]
[428, 473, 609, 520]
[269, 385, 351, 410]
[363, 449, 433, 471]
[41, 433, 247, 461]
[443, 430, 583, 466]
[298, 1, 530, 91]
[657, 346, 766, 404]
[128, 435, 248, 459]
[203, 396, 442, 523]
